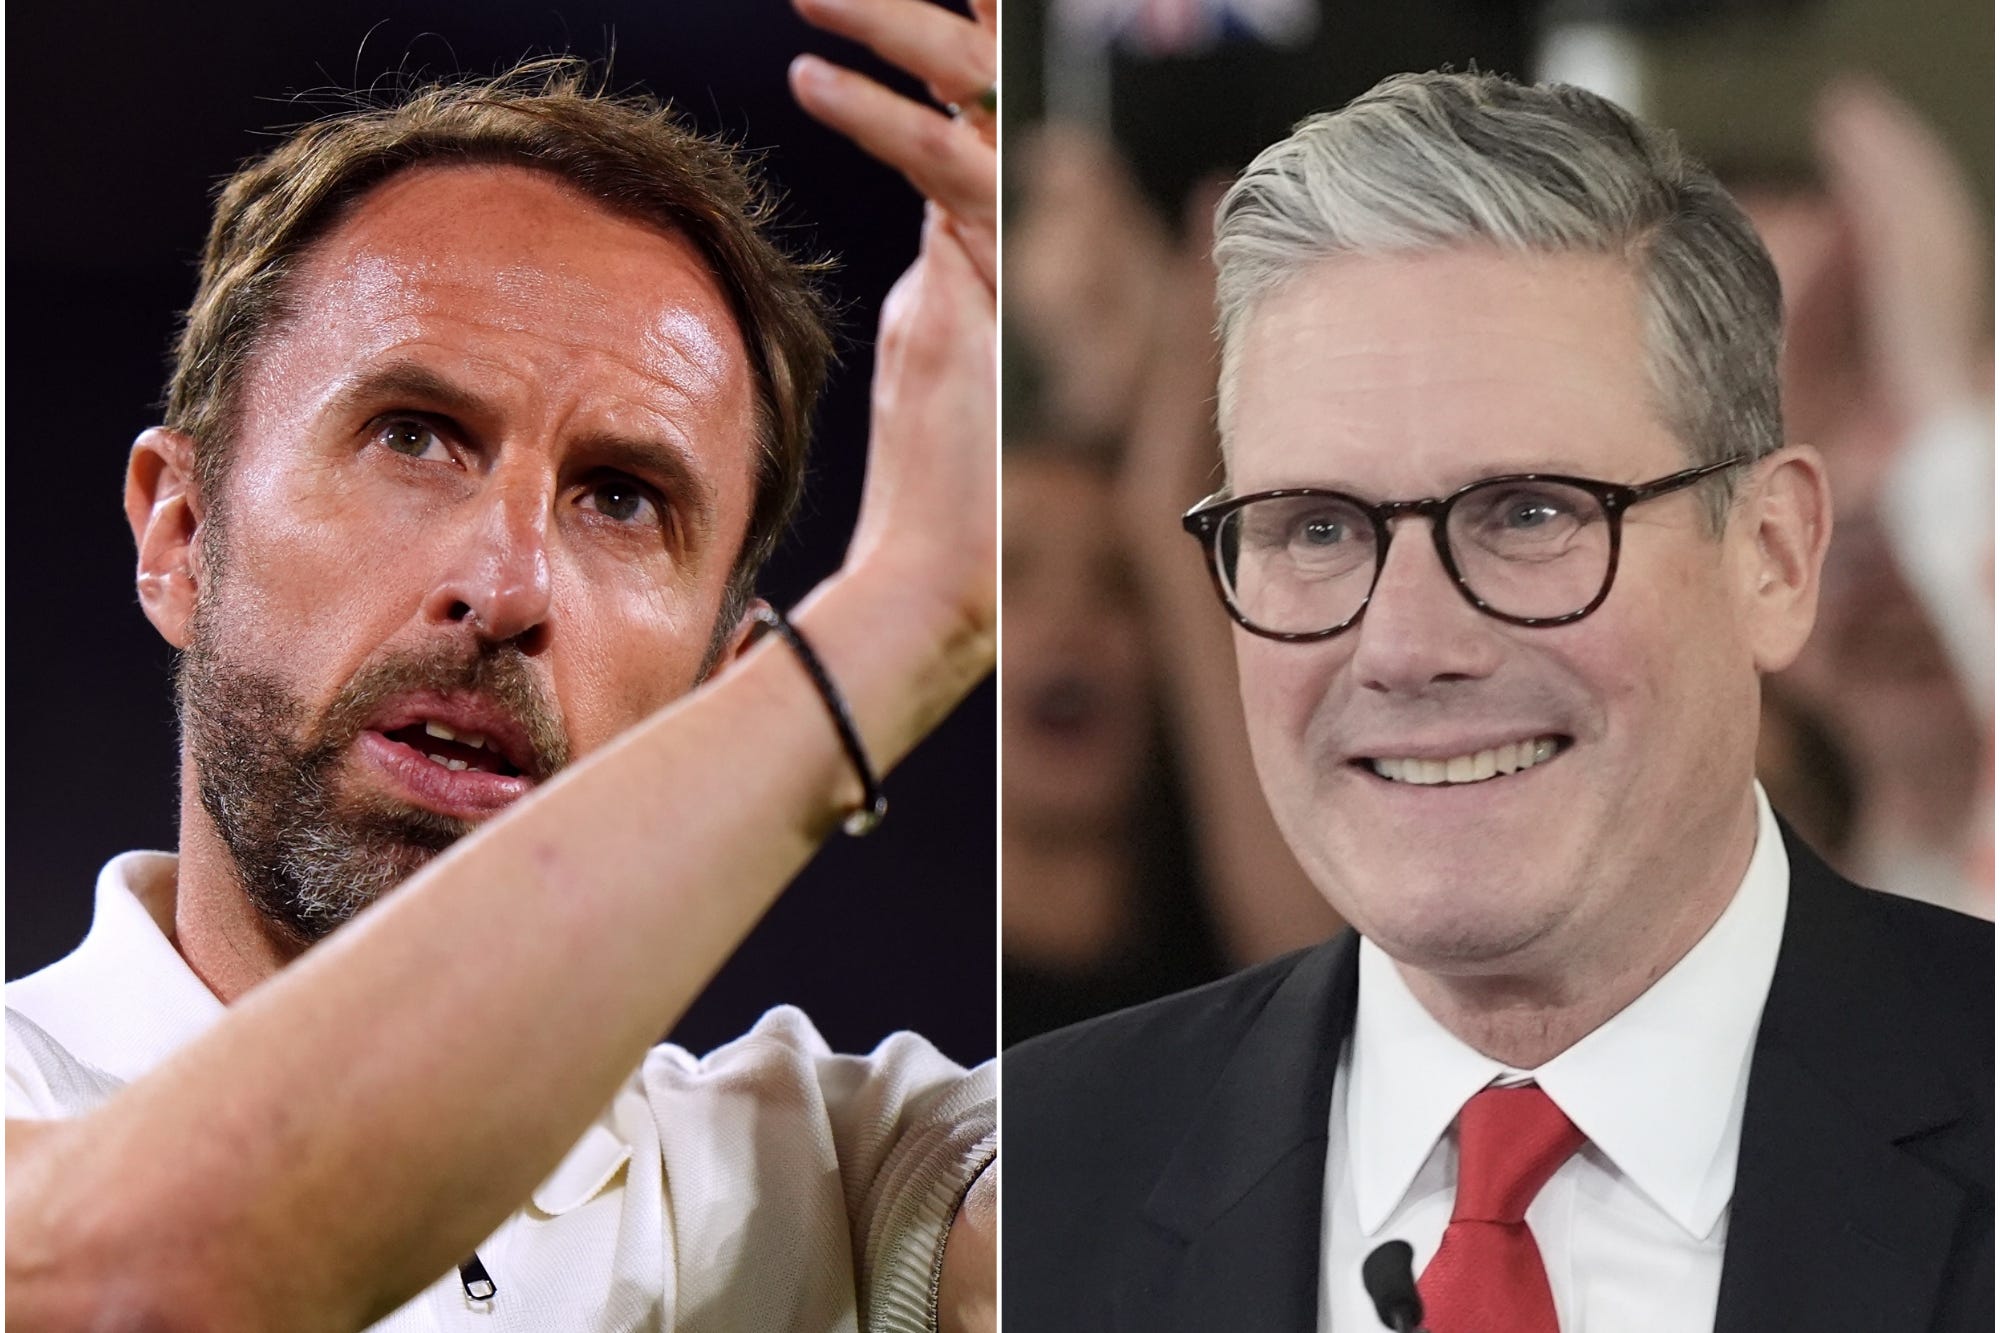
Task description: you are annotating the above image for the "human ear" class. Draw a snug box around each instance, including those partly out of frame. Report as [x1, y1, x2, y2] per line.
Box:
[1737, 446, 1833, 672]
[691, 595, 770, 686]
[125, 428, 205, 649]
[721, 596, 771, 666]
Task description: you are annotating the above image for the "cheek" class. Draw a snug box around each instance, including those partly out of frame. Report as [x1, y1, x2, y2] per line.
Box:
[1234, 636, 1339, 785]
[210, 470, 423, 651]
[1590, 561, 1757, 765]
[547, 571, 717, 751]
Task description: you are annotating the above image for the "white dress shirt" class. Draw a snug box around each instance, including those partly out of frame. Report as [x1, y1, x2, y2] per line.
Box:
[7, 852, 995, 1332]
[1318, 786, 1790, 1332]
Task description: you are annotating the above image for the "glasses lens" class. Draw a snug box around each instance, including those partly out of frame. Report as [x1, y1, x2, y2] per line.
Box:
[1215, 494, 1376, 634]
[1446, 478, 1611, 619]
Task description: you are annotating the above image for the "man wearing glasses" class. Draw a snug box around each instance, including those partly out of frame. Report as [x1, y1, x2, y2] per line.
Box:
[1007, 71, 1990, 1333]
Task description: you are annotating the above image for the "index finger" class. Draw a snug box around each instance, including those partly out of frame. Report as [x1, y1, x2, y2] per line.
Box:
[790, 54, 996, 261]
[794, 0, 994, 108]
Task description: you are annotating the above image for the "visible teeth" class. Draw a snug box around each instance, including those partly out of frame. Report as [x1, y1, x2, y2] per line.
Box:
[427, 753, 450, 767]
[1369, 737, 1562, 786]
[460, 733, 488, 751]
[425, 720, 457, 742]
[444, 758, 469, 772]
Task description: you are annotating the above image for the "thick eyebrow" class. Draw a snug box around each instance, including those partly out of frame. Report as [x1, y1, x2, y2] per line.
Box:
[567, 430, 718, 548]
[326, 360, 720, 544]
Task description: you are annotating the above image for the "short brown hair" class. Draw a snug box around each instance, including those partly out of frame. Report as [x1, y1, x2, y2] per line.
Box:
[167, 56, 833, 619]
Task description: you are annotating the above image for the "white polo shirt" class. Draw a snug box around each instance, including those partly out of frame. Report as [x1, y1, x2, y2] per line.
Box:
[7, 851, 996, 1332]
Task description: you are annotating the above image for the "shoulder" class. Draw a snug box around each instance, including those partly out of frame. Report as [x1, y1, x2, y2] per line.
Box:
[644, 1004, 988, 1102]
[1853, 883, 1992, 1000]
[638, 1005, 992, 1180]
[1753, 848, 1993, 1322]
[1768, 842, 1992, 1178]
[1006, 946, 1321, 1125]
[637, 1008, 994, 1333]
[1782, 842, 1991, 1042]
[1002, 943, 1351, 1327]
[1004, 943, 1340, 1213]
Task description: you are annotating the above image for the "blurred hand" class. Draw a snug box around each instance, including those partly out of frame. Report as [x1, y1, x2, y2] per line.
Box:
[1007, 126, 1174, 440]
[1814, 77, 1989, 430]
[791, 0, 998, 649]
[1111, 177, 1347, 964]
[1115, 176, 1229, 558]
[792, 0, 996, 286]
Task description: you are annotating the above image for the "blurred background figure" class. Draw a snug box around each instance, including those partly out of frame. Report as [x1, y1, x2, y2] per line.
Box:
[1729, 77, 1994, 915]
[1002, 0, 1993, 1036]
[1003, 439, 1226, 1043]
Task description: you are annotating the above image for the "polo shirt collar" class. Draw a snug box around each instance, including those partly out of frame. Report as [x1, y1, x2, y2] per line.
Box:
[6, 852, 634, 1218]
[7, 851, 224, 1085]
[1348, 785, 1790, 1241]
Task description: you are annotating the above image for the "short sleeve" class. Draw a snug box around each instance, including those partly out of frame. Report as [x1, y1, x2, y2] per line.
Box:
[641, 1007, 994, 1333]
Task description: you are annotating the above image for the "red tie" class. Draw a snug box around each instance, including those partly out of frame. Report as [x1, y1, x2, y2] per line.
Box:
[1417, 1084, 1584, 1333]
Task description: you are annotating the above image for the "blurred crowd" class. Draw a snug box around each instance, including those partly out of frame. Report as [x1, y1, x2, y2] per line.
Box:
[1001, 0, 1993, 1042]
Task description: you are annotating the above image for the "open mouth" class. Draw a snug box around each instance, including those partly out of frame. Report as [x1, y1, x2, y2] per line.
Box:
[1358, 735, 1570, 787]
[379, 719, 526, 778]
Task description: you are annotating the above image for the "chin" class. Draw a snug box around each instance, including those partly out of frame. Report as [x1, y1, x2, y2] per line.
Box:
[1375, 914, 1564, 976]
[1319, 845, 1575, 971]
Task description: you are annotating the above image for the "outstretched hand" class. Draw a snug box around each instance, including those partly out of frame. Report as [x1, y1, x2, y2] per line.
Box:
[787, 6, 997, 1311]
[789, 0, 998, 663]
[1815, 77, 1988, 428]
[790, 0, 997, 289]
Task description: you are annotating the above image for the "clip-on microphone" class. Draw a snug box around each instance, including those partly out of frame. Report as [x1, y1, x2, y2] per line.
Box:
[1362, 1240, 1429, 1333]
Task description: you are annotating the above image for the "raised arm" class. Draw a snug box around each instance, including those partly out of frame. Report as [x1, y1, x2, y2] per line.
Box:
[1116, 181, 1339, 966]
[788, 4, 998, 1326]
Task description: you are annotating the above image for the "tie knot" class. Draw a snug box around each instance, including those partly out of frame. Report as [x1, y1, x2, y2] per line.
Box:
[1451, 1084, 1584, 1224]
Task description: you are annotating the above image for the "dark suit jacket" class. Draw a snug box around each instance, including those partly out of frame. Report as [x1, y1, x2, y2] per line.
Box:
[1004, 830, 1993, 1331]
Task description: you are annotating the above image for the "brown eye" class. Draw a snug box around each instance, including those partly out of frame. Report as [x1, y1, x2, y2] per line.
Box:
[377, 419, 448, 461]
[580, 477, 662, 527]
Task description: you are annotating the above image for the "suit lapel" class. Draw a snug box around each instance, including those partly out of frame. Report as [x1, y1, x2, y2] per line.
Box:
[1100, 834, 1976, 1333]
[1714, 835, 1972, 1333]
[1114, 935, 1360, 1333]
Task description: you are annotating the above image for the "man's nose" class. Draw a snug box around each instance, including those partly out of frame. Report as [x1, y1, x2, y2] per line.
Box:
[423, 467, 555, 650]
[1346, 519, 1504, 694]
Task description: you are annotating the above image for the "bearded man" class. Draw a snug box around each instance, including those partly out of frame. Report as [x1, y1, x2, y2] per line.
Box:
[5, 2, 999, 1330]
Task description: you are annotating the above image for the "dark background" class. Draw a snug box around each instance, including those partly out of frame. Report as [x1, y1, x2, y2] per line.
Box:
[6, 1, 995, 1066]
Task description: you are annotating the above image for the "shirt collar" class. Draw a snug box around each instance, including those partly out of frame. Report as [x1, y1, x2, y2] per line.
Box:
[6, 851, 225, 1084]
[6, 852, 634, 1217]
[1348, 785, 1790, 1241]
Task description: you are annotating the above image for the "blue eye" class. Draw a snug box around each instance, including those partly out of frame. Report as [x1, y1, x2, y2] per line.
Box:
[1503, 499, 1560, 530]
[1298, 516, 1349, 546]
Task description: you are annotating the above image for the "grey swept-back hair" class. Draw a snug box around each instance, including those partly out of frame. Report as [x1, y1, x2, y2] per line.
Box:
[1213, 70, 1782, 527]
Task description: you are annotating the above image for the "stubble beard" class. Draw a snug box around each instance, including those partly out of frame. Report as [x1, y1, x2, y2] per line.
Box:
[177, 595, 569, 949]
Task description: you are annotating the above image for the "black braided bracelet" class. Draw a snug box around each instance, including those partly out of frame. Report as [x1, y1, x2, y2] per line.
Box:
[750, 604, 888, 836]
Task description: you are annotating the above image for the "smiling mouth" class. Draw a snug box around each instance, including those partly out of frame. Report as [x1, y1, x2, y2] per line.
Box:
[1360, 735, 1568, 786]
[380, 719, 525, 778]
